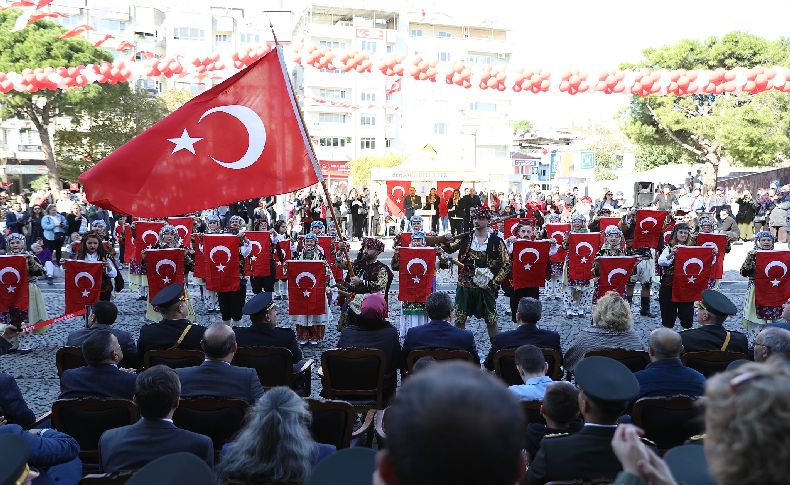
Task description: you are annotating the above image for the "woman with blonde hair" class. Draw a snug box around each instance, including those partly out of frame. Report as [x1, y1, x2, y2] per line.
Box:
[563, 292, 644, 371]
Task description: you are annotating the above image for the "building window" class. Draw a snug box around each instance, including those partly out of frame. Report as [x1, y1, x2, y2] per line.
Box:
[240, 33, 260, 44]
[468, 101, 497, 112]
[91, 18, 127, 34]
[318, 89, 348, 99]
[386, 44, 393, 53]
[361, 40, 377, 52]
[214, 34, 231, 45]
[386, 114, 394, 124]
[319, 137, 351, 147]
[434, 122, 446, 135]
[360, 90, 376, 102]
[319, 68, 342, 74]
[19, 129, 38, 145]
[437, 31, 452, 38]
[56, 14, 86, 29]
[360, 115, 376, 126]
[174, 27, 205, 41]
[318, 113, 347, 124]
[438, 51, 451, 62]
[360, 137, 376, 150]
[467, 52, 506, 65]
[385, 138, 393, 148]
[318, 40, 346, 49]
[410, 29, 423, 37]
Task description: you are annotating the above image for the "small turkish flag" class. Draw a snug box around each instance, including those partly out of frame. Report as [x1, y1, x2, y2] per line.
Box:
[504, 218, 536, 238]
[512, 240, 551, 289]
[64, 260, 104, 314]
[597, 256, 638, 299]
[275, 240, 292, 279]
[568, 233, 601, 281]
[399, 232, 412, 247]
[246, 231, 273, 277]
[755, 250, 790, 307]
[437, 181, 462, 218]
[695, 233, 728, 280]
[398, 247, 436, 302]
[287, 260, 327, 316]
[80, 47, 321, 217]
[317, 236, 335, 263]
[386, 180, 411, 217]
[545, 224, 570, 264]
[633, 210, 668, 248]
[672, 246, 715, 303]
[167, 217, 193, 249]
[203, 234, 240, 292]
[145, 249, 185, 303]
[0, 256, 29, 312]
[662, 221, 676, 245]
[133, 221, 164, 264]
[599, 217, 622, 246]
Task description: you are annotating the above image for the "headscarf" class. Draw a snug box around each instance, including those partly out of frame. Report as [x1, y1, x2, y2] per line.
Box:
[311, 221, 325, 230]
[228, 215, 245, 226]
[5, 232, 26, 247]
[754, 230, 775, 250]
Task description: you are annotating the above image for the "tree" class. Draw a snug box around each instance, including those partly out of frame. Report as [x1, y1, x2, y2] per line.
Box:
[0, 10, 128, 188]
[55, 89, 168, 180]
[348, 152, 403, 186]
[620, 32, 790, 188]
[159, 88, 194, 112]
[511, 119, 533, 134]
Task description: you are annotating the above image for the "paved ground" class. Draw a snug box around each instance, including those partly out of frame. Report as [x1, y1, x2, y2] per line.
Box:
[1, 237, 774, 417]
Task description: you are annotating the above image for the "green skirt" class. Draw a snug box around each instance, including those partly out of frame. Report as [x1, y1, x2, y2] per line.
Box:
[455, 285, 496, 320]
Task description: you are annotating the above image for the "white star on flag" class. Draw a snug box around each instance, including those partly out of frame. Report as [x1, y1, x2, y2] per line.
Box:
[642, 230, 650, 234]
[524, 264, 532, 270]
[412, 276, 421, 284]
[771, 279, 781, 287]
[396, 198, 402, 203]
[216, 264, 226, 272]
[81, 289, 90, 297]
[162, 276, 171, 284]
[303, 290, 311, 297]
[251, 255, 257, 261]
[580, 257, 588, 264]
[688, 276, 696, 283]
[6, 286, 14, 293]
[167, 129, 203, 155]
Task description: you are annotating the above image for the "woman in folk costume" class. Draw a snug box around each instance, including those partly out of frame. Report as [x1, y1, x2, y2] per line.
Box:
[591, 225, 630, 303]
[691, 214, 730, 290]
[398, 231, 449, 337]
[541, 213, 565, 300]
[272, 220, 294, 300]
[287, 233, 334, 345]
[89, 220, 122, 276]
[248, 218, 277, 295]
[505, 221, 558, 322]
[76, 231, 119, 302]
[0, 233, 48, 350]
[741, 231, 783, 327]
[142, 224, 196, 322]
[656, 223, 697, 329]
[193, 214, 222, 313]
[219, 215, 252, 326]
[562, 213, 594, 318]
[128, 218, 161, 301]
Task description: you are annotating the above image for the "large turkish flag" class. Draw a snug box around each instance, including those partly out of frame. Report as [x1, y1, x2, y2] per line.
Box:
[545, 223, 570, 264]
[398, 247, 436, 302]
[203, 234, 240, 292]
[64, 260, 104, 314]
[672, 246, 715, 303]
[80, 47, 321, 217]
[695, 233, 728, 280]
[246, 231, 272, 277]
[145, 249, 185, 303]
[386, 180, 411, 218]
[133, 221, 164, 264]
[755, 250, 790, 307]
[437, 181, 462, 218]
[512, 240, 551, 289]
[167, 217, 193, 249]
[287, 260, 327, 316]
[568, 232, 601, 281]
[0, 255, 29, 312]
[633, 210, 668, 248]
[597, 256, 638, 298]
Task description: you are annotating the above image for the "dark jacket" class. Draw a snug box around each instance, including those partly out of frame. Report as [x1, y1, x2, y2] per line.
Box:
[233, 325, 303, 362]
[401, 319, 479, 369]
[5, 210, 28, 234]
[633, 359, 706, 400]
[484, 324, 562, 370]
[137, 319, 206, 355]
[99, 418, 213, 473]
[176, 360, 264, 402]
[0, 424, 80, 474]
[338, 318, 401, 395]
[680, 324, 749, 354]
[67, 324, 138, 366]
[735, 195, 755, 223]
[0, 372, 35, 427]
[525, 421, 583, 461]
[60, 364, 137, 400]
[404, 195, 422, 218]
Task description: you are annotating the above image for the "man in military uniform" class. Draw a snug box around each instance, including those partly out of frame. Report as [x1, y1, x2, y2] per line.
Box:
[336, 237, 393, 330]
[234, 292, 302, 360]
[526, 356, 653, 485]
[137, 284, 206, 355]
[680, 289, 748, 354]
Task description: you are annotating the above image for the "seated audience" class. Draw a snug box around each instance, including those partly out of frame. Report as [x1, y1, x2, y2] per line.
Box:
[680, 289, 748, 354]
[66, 301, 137, 366]
[753, 326, 790, 362]
[125, 452, 216, 485]
[219, 387, 336, 483]
[0, 370, 35, 427]
[375, 362, 525, 485]
[138, 284, 206, 354]
[60, 330, 137, 400]
[633, 328, 706, 400]
[401, 292, 479, 369]
[0, 421, 81, 483]
[98, 365, 214, 473]
[526, 356, 651, 484]
[176, 323, 264, 403]
[235, 292, 303, 365]
[773, 296, 790, 329]
[338, 293, 401, 399]
[564, 292, 645, 371]
[525, 381, 582, 461]
[508, 344, 553, 401]
[484, 297, 561, 370]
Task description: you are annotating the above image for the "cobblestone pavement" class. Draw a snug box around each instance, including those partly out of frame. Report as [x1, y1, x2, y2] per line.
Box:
[0, 240, 761, 417]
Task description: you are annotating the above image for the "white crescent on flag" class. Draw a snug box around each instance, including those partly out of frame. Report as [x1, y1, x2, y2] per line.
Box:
[682, 258, 704, 275]
[607, 268, 628, 285]
[155, 259, 177, 275]
[391, 185, 406, 198]
[0, 267, 21, 284]
[764, 260, 788, 278]
[197, 105, 267, 170]
[442, 187, 455, 198]
[173, 225, 189, 238]
[209, 245, 232, 263]
[406, 258, 428, 275]
[250, 240, 262, 255]
[550, 231, 566, 241]
[575, 241, 594, 256]
[141, 230, 159, 246]
[295, 271, 317, 289]
[639, 217, 658, 229]
[518, 247, 541, 263]
[74, 271, 96, 289]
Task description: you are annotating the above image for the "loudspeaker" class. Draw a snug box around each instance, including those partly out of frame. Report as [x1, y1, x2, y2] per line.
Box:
[634, 182, 654, 208]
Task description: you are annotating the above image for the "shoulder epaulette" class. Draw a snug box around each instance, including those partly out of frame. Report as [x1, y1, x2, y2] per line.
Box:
[543, 432, 570, 439]
[687, 433, 706, 443]
[640, 437, 656, 446]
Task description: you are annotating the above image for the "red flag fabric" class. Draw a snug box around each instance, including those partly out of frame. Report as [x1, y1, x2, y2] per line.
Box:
[399, 232, 412, 248]
[512, 240, 551, 289]
[145, 249, 185, 302]
[568, 233, 601, 281]
[193, 235, 206, 280]
[633, 210, 668, 248]
[0, 256, 29, 312]
[246, 231, 273, 277]
[504, 218, 536, 238]
[386, 180, 411, 218]
[755, 250, 790, 307]
[398, 247, 436, 302]
[662, 221, 676, 245]
[672, 246, 715, 303]
[275, 240, 292, 280]
[695, 233, 728, 280]
[287, 260, 327, 316]
[317, 236, 335, 263]
[133, 221, 164, 264]
[599, 217, 621, 245]
[64, 260, 104, 313]
[597, 256, 638, 298]
[59, 24, 92, 39]
[203, 234, 240, 292]
[167, 217, 193, 249]
[79, 47, 321, 217]
[545, 224, 571, 264]
[437, 181, 462, 218]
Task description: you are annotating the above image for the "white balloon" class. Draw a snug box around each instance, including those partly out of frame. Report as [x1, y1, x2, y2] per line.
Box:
[0, 267, 21, 285]
[764, 260, 788, 278]
[607, 268, 628, 285]
[155, 258, 177, 276]
[74, 271, 96, 289]
[295, 271, 317, 289]
[518, 247, 541, 263]
[198, 105, 267, 170]
[406, 258, 428, 275]
[682, 257, 704, 276]
[209, 245, 232, 264]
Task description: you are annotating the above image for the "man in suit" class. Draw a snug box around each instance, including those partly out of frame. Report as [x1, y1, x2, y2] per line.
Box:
[177, 323, 264, 403]
[633, 328, 706, 400]
[0, 371, 35, 427]
[0, 425, 82, 484]
[754, 326, 790, 362]
[66, 301, 138, 367]
[98, 365, 214, 473]
[526, 356, 652, 485]
[60, 330, 137, 400]
[138, 284, 206, 355]
[680, 289, 748, 354]
[484, 297, 561, 370]
[401, 292, 479, 369]
[458, 187, 482, 232]
[403, 187, 422, 230]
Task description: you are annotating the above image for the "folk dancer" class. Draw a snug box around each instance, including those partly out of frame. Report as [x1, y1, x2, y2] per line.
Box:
[619, 209, 656, 317]
[193, 214, 222, 312]
[562, 213, 593, 318]
[741, 231, 783, 327]
[336, 237, 393, 331]
[219, 215, 252, 326]
[398, 231, 450, 337]
[542, 213, 565, 300]
[272, 220, 293, 300]
[141, 225, 196, 322]
[287, 233, 335, 345]
[691, 214, 731, 290]
[0, 233, 48, 350]
[76, 231, 119, 302]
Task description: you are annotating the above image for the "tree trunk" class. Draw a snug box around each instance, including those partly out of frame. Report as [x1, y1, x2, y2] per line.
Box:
[25, 101, 60, 189]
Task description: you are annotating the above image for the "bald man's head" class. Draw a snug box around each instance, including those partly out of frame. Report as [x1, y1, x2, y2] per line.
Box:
[755, 327, 790, 363]
[648, 328, 683, 360]
[201, 323, 237, 360]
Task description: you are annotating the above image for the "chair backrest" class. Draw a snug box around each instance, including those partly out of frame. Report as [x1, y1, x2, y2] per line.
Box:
[307, 398, 357, 449]
[78, 471, 135, 484]
[172, 397, 250, 452]
[51, 398, 139, 462]
[56, 346, 86, 377]
[321, 348, 386, 408]
[584, 348, 650, 372]
[232, 346, 293, 388]
[494, 348, 563, 385]
[521, 400, 546, 426]
[632, 396, 704, 452]
[405, 348, 476, 374]
[542, 348, 564, 381]
[681, 351, 749, 378]
[143, 349, 204, 370]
